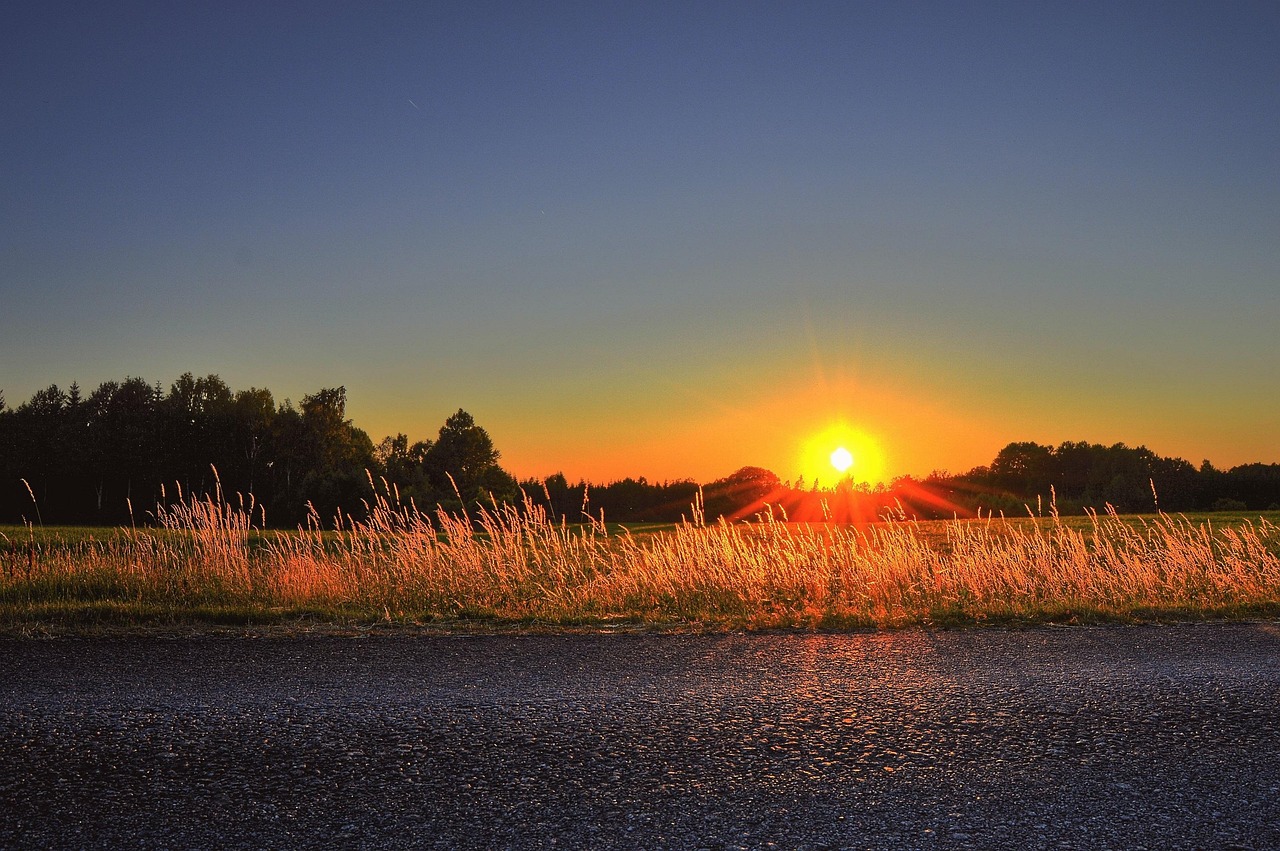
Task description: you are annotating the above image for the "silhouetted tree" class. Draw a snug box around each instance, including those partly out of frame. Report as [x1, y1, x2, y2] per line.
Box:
[93, 378, 165, 518]
[12, 385, 69, 513]
[1197, 460, 1229, 508]
[989, 442, 1055, 497]
[230, 387, 277, 497]
[539, 472, 576, 519]
[1225, 463, 1280, 510]
[423, 410, 517, 511]
[704, 466, 783, 519]
[295, 387, 376, 524]
[158, 373, 238, 498]
[376, 433, 432, 508]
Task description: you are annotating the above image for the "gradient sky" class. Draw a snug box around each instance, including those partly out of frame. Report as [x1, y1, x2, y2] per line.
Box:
[4, 1, 1278, 485]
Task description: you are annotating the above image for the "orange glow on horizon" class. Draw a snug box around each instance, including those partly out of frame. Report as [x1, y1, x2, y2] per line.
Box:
[449, 355, 1007, 487]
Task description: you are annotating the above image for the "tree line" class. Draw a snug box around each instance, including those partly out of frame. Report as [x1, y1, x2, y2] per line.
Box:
[2, 374, 1278, 526]
[0, 374, 515, 526]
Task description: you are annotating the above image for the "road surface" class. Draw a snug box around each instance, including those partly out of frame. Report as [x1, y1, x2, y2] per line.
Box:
[2, 624, 1279, 849]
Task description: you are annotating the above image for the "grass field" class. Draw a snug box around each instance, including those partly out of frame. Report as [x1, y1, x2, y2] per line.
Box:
[2, 492, 1279, 634]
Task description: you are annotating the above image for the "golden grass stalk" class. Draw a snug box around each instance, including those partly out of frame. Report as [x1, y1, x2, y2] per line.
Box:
[3, 483, 1278, 629]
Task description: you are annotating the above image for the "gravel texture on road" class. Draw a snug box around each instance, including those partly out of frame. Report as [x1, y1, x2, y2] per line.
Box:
[1, 624, 1279, 850]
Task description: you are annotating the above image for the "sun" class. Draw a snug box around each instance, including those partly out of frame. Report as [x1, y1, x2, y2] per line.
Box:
[798, 424, 886, 487]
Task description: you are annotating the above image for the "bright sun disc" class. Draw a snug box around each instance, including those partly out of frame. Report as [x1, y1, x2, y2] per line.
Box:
[798, 424, 886, 486]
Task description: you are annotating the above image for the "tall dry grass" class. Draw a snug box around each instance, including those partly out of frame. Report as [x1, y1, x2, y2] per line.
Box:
[3, 479, 1279, 628]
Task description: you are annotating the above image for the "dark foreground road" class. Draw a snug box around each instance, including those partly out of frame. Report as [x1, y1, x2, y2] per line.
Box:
[2, 625, 1279, 850]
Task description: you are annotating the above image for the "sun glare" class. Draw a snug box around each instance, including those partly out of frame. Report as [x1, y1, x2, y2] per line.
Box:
[800, 425, 886, 487]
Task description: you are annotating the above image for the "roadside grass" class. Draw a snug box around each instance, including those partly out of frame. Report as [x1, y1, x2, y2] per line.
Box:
[2, 492, 1278, 634]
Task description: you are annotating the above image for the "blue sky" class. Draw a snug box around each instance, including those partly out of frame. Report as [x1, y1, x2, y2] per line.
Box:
[4, 1, 1278, 483]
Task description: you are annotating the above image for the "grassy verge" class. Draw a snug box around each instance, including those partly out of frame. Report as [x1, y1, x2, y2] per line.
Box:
[2, 495, 1279, 635]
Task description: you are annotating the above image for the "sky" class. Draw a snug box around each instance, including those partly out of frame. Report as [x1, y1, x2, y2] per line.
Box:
[3, 1, 1278, 486]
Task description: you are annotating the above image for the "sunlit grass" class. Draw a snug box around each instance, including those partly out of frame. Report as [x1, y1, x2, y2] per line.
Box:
[2, 484, 1278, 632]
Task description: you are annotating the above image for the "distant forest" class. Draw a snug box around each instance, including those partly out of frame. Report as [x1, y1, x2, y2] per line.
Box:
[2, 374, 1278, 527]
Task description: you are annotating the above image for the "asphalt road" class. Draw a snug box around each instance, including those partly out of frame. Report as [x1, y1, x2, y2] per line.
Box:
[2, 624, 1279, 850]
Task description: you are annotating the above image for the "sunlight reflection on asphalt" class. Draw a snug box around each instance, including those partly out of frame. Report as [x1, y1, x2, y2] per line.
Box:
[2, 624, 1279, 849]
